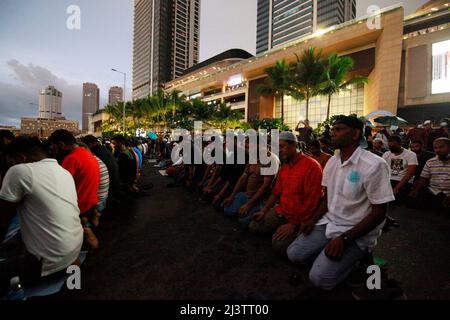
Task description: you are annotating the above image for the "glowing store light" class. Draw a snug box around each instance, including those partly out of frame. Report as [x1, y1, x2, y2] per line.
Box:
[227, 74, 243, 87]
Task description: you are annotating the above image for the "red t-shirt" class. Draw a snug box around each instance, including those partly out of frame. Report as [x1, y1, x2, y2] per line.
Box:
[272, 153, 323, 225]
[62, 147, 100, 215]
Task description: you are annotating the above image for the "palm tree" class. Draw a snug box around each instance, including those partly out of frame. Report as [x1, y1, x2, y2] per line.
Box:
[149, 90, 183, 133]
[103, 102, 124, 132]
[321, 53, 368, 120]
[212, 102, 244, 131]
[257, 60, 290, 125]
[289, 47, 325, 121]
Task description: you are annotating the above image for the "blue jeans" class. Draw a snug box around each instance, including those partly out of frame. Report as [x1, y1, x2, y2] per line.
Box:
[287, 224, 368, 291]
[223, 192, 262, 228]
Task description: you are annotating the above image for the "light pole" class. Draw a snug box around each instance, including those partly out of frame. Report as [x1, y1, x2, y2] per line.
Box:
[111, 69, 127, 133]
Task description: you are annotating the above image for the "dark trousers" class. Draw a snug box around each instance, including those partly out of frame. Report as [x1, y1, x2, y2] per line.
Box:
[0, 239, 42, 295]
[390, 180, 412, 205]
[411, 188, 450, 213]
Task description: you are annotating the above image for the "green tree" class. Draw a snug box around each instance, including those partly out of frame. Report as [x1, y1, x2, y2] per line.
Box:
[321, 53, 368, 120]
[289, 47, 325, 121]
[148, 90, 183, 133]
[211, 102, 244, 132]
[103, 101, 133, 134]
[257, 60, 290, 125]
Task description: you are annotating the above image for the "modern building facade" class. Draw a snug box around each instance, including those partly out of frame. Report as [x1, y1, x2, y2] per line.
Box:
[397, 0, 450, 122]
[82, 83, 100, 132]
[38, 86, 63, 120]
[109, 86, 123, 106]
[166, 2, 450, 129]
[256, 0, 356, 55]
[132, 0, 200, 100]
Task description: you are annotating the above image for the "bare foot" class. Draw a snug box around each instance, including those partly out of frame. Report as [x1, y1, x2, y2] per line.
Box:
[83, 227, 99, 250]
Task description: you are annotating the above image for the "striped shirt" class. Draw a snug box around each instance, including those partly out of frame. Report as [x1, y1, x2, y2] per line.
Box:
[421, 156, 450, 196]
[96, 156, 110, 203]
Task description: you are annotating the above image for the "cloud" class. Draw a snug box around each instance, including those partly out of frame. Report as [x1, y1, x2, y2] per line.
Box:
[0, 60, 82, 128]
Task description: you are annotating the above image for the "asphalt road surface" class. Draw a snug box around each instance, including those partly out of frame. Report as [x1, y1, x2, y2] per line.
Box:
[55, 161, 450, 300]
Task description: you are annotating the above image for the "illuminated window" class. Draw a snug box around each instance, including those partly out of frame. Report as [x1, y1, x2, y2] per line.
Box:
[432, 40, 450, 94]
[275, 83, 365, 128]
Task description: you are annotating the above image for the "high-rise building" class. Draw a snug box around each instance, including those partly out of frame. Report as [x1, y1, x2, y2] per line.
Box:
[38, 86, 63, 120]
[109, 86, 123, 106]
[82, 83, 100, 132]
[256, 0, 356, 55]
[132, 0, 200, 100]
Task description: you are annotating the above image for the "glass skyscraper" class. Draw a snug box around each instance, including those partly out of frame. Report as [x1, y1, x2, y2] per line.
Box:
[256, 0, 356, 55]
[133, 0, 200, 100]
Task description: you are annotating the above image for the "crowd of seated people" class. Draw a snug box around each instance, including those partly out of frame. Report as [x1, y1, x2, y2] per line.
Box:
[0, 129, 151, 296]
[0, 114, 448, 298]
[162, 116, 450, 295]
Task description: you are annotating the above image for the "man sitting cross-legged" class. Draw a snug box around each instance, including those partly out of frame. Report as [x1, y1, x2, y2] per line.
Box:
[222, 138, 280, 228]
[0, 137, 83, 294]
[249, 132, 323, 255]
[287, 116, 395, 291]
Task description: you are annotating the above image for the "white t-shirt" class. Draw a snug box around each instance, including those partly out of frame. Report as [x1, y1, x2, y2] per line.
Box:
[317, 147, 395, 251]
[382, 149, 418, 183]
[0, 159, 83, 276]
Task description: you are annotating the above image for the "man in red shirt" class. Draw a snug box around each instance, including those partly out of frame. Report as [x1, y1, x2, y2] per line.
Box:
[49, 130, 100, 249]
[250, 132, 323, 255]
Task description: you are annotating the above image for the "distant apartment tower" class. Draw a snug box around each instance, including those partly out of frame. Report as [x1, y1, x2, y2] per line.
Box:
[132, 0, 200, 100]
[256, 0, 356, 55]
[82, 83, 100, 132]
[109, 86, 123, 106]
[39, 86, 63, 120]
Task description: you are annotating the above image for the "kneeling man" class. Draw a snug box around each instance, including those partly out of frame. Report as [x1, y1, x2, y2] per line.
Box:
[287, 116, 394, 291]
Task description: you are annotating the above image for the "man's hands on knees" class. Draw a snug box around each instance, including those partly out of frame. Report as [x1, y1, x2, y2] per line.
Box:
[273, 223, 297, 241]
[252, 210, 266, 222]
[300, 219, 316, 236]
[222, 196, 233, 208]
[324, 236, 345, 261]
[238, 203, 252, 217]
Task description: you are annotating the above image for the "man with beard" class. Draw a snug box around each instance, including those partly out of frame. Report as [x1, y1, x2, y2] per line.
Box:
[410, 140, 435, 182]
[0, 137, 83, 294]
[250, 132, 323, 255]
[222, 137, 280, 228]
[48, 130, 100, 249]
[410, 138, 450, 212]
[287, 116, 394, 291]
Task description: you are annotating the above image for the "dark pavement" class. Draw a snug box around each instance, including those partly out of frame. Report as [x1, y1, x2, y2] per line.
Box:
[56, 161, 450, 300]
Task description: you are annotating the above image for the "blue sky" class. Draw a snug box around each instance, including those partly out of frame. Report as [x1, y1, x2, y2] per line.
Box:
[0, 0, 427, 127]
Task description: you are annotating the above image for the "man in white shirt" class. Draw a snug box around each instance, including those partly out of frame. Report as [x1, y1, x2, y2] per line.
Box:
[287, 116, 395, 291]
[382, 135, 418, 204]
[0, 137, 83, 293]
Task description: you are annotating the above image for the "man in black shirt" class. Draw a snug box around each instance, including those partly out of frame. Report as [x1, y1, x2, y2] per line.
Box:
[410, 140, 435, 182]
[0, 130, 15, 183]
[111, 135, 137, 193]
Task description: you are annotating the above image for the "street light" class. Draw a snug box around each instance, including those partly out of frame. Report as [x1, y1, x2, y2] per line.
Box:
[111, 68, 127, 133]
